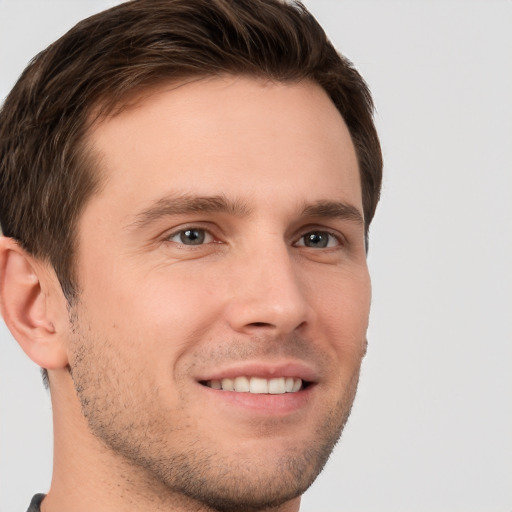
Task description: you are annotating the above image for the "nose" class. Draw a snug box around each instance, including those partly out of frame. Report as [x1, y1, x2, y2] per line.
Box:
[224, 242, 315, 336]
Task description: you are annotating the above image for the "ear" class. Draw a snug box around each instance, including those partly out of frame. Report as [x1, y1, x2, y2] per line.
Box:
[0, 236, 69, 370]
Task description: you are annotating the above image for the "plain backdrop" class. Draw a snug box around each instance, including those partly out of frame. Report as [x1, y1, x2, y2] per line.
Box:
[1, 1, 511, 511]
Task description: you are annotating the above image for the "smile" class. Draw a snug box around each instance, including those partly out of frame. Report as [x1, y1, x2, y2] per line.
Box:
[203, 376, 304, 394]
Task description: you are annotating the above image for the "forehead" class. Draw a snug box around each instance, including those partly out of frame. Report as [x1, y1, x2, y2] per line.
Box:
[84, 76, 361, 221]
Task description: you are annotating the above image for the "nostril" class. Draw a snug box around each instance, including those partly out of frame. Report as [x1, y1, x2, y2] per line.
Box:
[249, 322, 273, 328]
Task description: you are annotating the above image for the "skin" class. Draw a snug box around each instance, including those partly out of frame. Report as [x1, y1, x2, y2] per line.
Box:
[0, 77, 371, 512]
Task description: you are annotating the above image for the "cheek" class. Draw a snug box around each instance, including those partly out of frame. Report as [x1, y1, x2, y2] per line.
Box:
[76, 264, 223, 377]
[314, 268, 371, 357]
[315, 262, 370, 317]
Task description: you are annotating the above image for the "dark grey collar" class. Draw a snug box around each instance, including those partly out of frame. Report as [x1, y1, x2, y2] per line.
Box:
[26, 494, 46, 512]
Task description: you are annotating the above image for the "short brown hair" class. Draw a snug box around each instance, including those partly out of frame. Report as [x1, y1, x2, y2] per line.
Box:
[0, 0, 382, 302]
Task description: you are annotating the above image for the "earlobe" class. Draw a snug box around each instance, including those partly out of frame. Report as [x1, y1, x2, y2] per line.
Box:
[0, 236, 69, 370]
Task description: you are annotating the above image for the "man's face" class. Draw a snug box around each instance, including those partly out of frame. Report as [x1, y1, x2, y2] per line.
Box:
[68, 77, 370, 511]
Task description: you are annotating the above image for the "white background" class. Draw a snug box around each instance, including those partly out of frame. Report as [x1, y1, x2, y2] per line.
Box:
[1, 1, 511, 511]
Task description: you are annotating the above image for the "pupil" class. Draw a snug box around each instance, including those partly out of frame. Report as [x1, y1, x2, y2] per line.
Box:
[306, 232, 328, 248]
[181, 229, 205, 245]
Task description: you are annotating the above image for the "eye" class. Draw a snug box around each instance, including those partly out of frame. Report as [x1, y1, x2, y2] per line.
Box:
[295, 230, 340, 249]
[167, 228, 214, 246]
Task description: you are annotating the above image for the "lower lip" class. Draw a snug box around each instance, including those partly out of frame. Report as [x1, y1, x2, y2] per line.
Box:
[198, 383, 315, 416]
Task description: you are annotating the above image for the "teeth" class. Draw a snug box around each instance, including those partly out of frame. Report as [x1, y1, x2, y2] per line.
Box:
[291, 378, 302, 393]
[221, 378, 234, 391]
[210, 380, 222, 390]
[250, 377, 268, 394]
[206, 376, 303, 394]
[268, 377, 286, 394]
[234, 376, 250, 392]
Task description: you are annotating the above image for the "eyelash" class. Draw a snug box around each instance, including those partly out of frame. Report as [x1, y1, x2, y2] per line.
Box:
[165, 226, 344, 249]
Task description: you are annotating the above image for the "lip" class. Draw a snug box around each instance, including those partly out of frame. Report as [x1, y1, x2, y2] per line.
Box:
[197, 379, 316, 416]
[194, 360, 319, 417]
[195, 360, 319, 383]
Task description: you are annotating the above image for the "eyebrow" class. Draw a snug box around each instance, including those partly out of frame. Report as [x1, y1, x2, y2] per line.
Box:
[128, 193, 252, 230]
[128, 194, 364, 232]
[300, 200, 364, 226]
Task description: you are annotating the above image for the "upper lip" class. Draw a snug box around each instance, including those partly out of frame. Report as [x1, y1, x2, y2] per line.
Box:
[195, 360, 319, 383]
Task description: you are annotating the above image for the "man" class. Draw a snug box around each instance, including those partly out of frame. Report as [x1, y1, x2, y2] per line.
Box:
[0, 0, 382, 511]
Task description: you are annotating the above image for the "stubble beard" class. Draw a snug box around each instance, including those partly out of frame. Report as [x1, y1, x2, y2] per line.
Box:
[68, 316, 361, 512]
